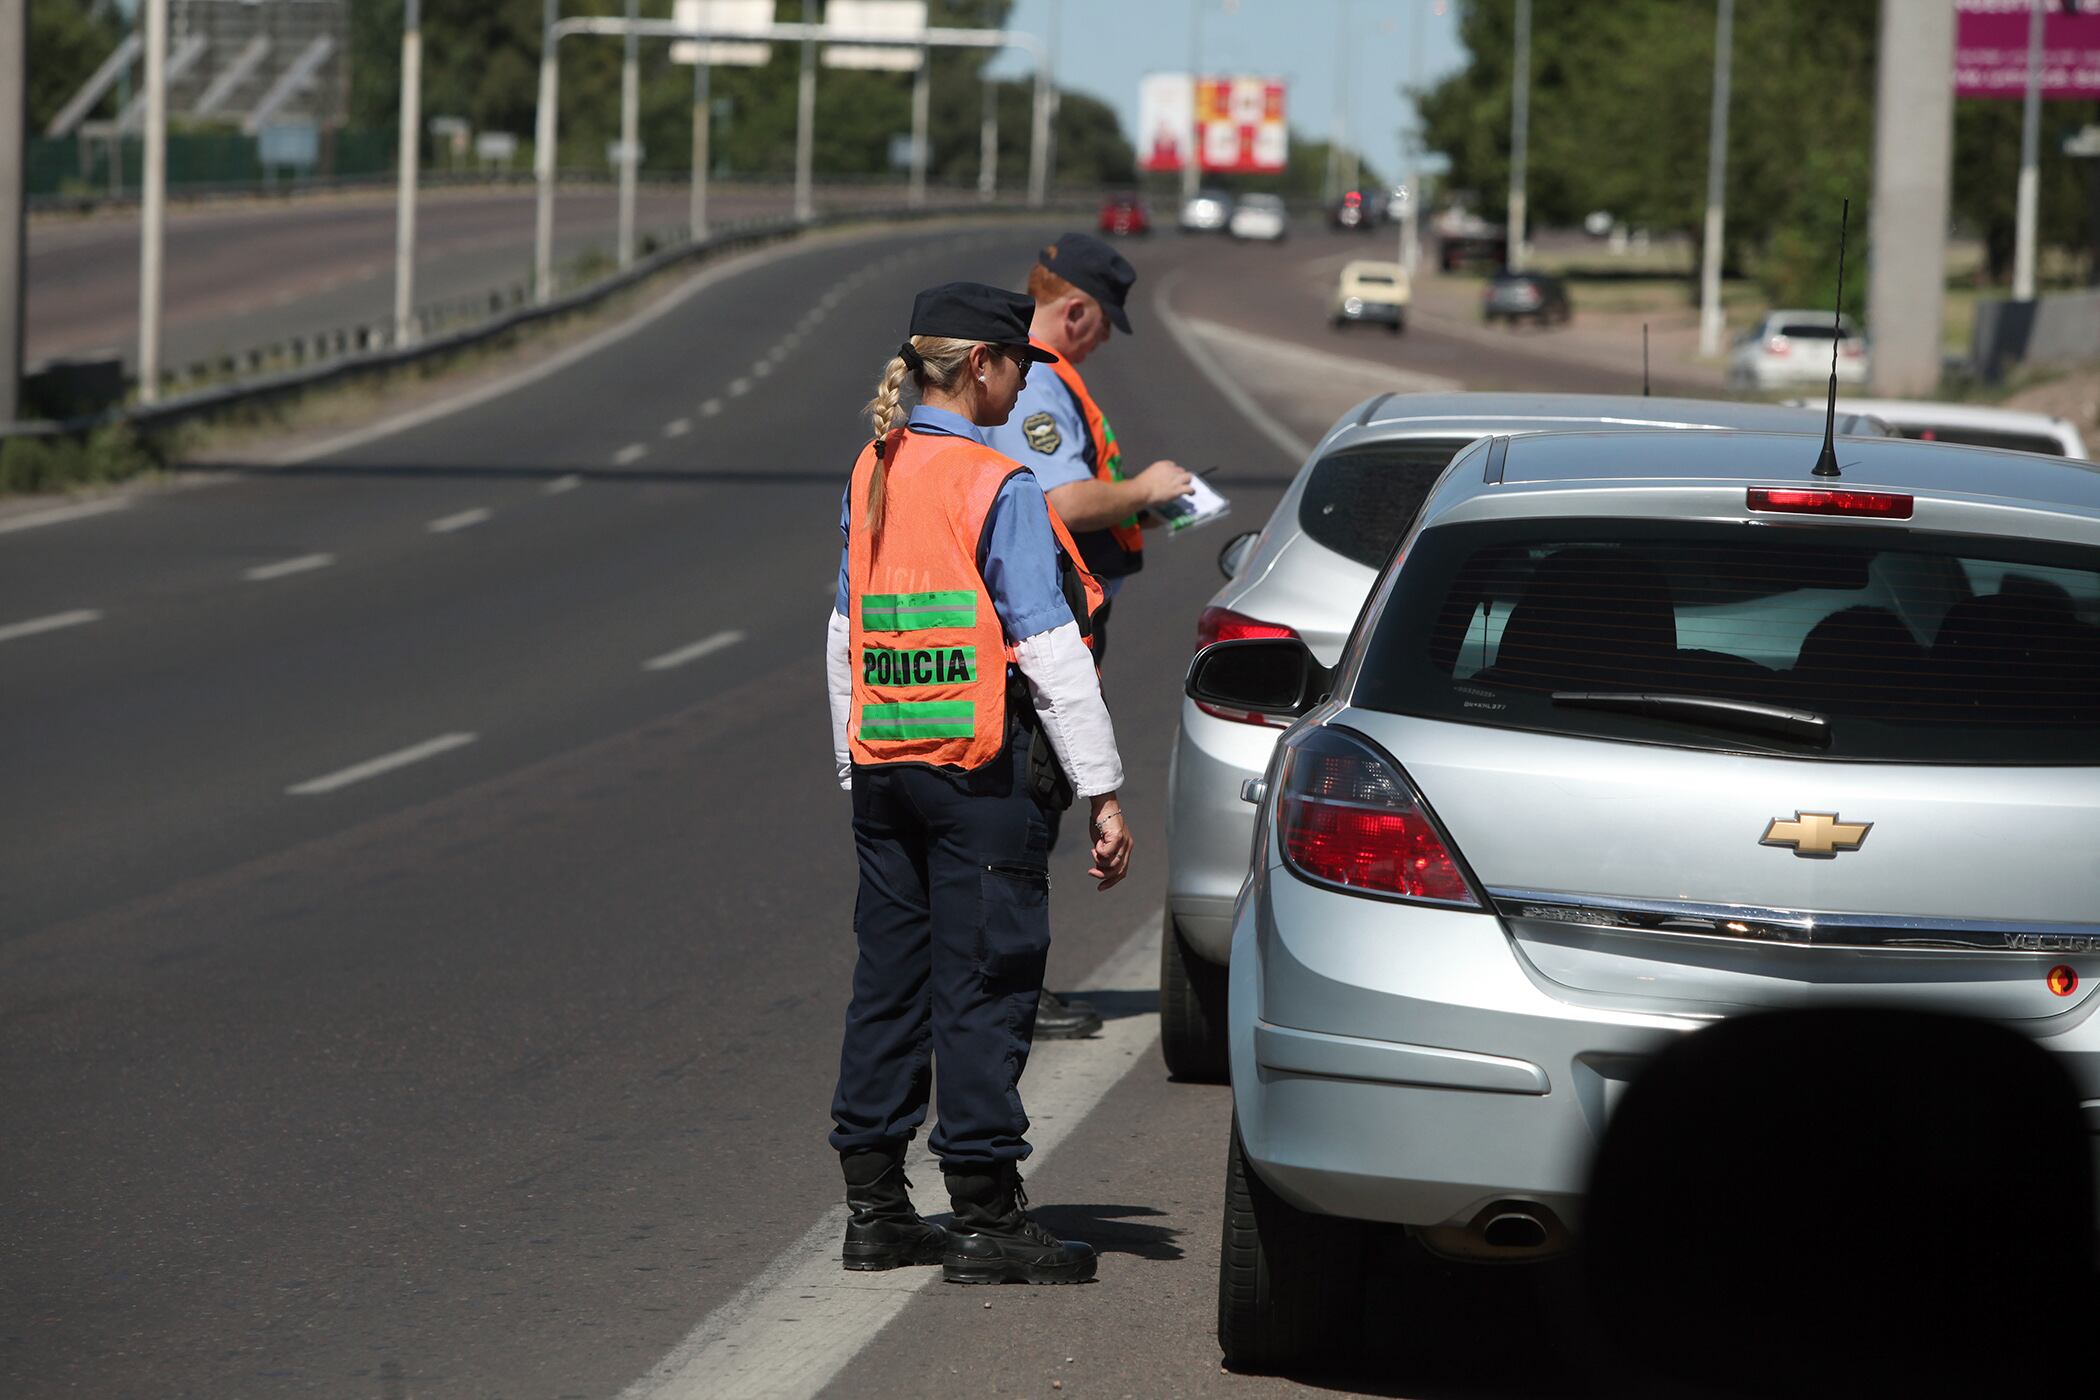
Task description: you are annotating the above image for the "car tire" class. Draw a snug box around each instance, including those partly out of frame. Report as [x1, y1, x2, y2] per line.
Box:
[1386, 320, 1401, 336]
[1217, 1118, 1367, 1371]
[1160, 918, 1230, 1082]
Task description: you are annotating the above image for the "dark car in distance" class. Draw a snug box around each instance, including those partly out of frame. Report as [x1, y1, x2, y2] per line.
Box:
[1099, 194, 1150, 237]
[1484, 270, 1572, 326]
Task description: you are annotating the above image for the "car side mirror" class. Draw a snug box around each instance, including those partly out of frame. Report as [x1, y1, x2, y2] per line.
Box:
[1186, 638, 1333, 719]
[1218, 530, 1259, 580]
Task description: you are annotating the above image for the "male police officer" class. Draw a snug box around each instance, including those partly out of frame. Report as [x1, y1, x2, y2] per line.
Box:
[986, 235, 1191, 1039]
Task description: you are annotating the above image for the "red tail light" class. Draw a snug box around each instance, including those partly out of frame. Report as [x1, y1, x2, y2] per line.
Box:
[1748, 487, 1914, 519]
[1762, 335, 1792, 357]
[1193, 608, 1303, 726]
[1840, 341, 1865, 359]
[1275, 728, 1481, 907]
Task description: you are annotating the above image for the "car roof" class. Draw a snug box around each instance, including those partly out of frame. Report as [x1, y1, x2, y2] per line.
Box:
[1764, 309, 1858, 327]
[1346, 392, 1884, 440]
[1427, 430, 2100, 538]
[1342, 259, 1404, 276]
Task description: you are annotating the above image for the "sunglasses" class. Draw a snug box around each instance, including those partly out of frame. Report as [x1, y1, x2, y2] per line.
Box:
[992, 344, 1034, 379]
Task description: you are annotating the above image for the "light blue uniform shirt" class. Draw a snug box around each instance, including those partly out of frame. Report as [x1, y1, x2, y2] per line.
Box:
[984, 372, 1126, 599]
[834, 404, 1075, 643]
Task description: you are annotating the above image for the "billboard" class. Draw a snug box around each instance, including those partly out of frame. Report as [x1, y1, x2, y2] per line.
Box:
[1955, 0, 2100, 99]
[823, 0, 927, 72]
[1138, 73, 1287, 175]
[671, 0, 775, 67]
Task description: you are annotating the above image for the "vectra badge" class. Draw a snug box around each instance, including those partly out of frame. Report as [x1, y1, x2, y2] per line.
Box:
[1761, 811, 1872, 859]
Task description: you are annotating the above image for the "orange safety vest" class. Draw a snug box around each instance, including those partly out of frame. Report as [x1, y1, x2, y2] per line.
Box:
[847, 428, 1106, 773]
[1039, 342, 1145, 580]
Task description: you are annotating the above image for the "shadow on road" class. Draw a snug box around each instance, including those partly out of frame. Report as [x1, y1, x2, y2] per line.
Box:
[1029, 1202, 1183, 1262]
[1061, 986, 1157, 1024]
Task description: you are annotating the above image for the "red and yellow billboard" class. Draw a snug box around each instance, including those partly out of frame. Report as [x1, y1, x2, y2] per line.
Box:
[1138, 73, 1288, 175]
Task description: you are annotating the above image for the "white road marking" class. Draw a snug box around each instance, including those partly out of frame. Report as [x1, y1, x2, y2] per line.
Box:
[1152, 267, 1312, 463]
[428, 507, 493, 533]
[618, 916, 1165, 1400]
[615, 442, 650, 466]
[242, 552, 334, 582]
[0, 497, 132, 536]
[641, 628, 746, 672]
[545, 474, 584, 494]
[0, 608, 102, 644]
[699, 398, 723, 417]
[663, 418, 691, 438]
[752, 360, 773, 378]
[728, 378, 751, 397]
[285, 732, 478, 796]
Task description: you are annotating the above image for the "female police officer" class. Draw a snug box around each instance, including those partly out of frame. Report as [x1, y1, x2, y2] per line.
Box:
[824, 282, 1132, 1285]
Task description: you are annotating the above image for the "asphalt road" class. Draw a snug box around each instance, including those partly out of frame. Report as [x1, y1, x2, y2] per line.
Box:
[2, 219, 1632, 1398]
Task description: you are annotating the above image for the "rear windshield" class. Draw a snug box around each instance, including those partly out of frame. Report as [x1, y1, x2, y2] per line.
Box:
[1900, 425, 2065, 456]
[1298, 438, 1478, 568]
[1777, 323, 1846, 339]
[1353, 518, 2100, 763]
[1354, 272, 1397, 285]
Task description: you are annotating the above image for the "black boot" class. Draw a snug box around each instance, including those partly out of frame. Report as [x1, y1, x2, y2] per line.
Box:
[840, 1147, 946, 1272]
[1034, 989, 1103, 1040]
[941, 1163, 1097, 1285]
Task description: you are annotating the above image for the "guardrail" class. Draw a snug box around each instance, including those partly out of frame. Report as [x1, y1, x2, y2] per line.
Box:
[3, 199, 1085, 449]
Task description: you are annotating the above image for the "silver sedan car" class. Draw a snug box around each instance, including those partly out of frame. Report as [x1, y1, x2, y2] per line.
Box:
[1193, 429, 2100, 1368]
[1162, 394, 1891, 1080]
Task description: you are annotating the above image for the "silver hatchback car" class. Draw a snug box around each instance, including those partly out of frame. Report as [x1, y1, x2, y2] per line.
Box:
[1191, 429, 2100, 1368]
[1162, 394, 1891, 1080]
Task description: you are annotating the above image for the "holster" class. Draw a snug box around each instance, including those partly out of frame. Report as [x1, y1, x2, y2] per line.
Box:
[1008, 672, 1075, 812]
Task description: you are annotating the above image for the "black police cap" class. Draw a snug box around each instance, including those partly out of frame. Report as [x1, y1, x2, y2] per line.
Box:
[1038, 233, 1136, 334]
[907, 282, 1060, 362]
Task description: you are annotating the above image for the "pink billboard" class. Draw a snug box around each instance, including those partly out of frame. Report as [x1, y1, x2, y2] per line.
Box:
[1955, 0, 2100, 99]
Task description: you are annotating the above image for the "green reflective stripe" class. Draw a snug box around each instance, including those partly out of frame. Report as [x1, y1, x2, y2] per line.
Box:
[861, 590, 977, 632]
[861, 645, 978, 687]
[860, 700, 976, 741]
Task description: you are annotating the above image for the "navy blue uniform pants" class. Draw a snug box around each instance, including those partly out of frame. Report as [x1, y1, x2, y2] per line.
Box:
[830, 723, 1053, 1166]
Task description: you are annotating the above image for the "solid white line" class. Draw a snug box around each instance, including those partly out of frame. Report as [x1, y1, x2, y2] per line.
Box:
[614, 443, 649, 466]
[428, 507, 493, 533]
[619, 916, 1165, 1400]
[545, 474, 584, 494]
[699, 399, 723, 417]
[285, 732, 478, 796]
[728, 378, 751, 397]
[242, 552, 335, 582]
[0, 497, 132, 537]
[642, 629, 746, 672]
[0, 608, 102, 644]
[1152, 267, 1312, 465]
[663, 418, 691, 438]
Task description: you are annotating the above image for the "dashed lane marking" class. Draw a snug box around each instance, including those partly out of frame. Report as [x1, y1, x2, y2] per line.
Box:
[428, 508, 493, 533]
[545, 474, 584, 494]
[699, 399, 723, 417]
[664, 418, 692, 438]
[614, 443, 650, 466]
[0, 608, 103, 644]
[641, 629, 746, 672]
[285, 732, 479, 796]
[617, 916, 1166, 1400]
[753, 360, 773, 378]
[243, 553, 335, 582]
[728, 378, 751, 397]
[0, 497, 132, 536]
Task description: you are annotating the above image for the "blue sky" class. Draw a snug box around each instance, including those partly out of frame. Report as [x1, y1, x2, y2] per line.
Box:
[989, 0, 1469, 183]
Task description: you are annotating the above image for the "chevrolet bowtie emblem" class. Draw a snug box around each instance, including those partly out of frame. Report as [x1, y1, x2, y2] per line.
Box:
[1761, 811, 1872, 859]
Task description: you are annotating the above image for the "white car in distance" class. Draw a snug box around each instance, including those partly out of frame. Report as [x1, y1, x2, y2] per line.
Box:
[1228, 193, 1289, 242]
[1727, 310, 1869, 393]
[1796, 398, 2090, 460]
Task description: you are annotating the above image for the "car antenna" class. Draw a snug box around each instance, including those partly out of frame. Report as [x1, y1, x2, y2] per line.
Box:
[1642, 324, 1651, 396]
[1812, 198, 1850, 479]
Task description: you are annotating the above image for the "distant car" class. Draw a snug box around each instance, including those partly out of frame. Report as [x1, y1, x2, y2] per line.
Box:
[1098, 193, 1150, 237]
[1330, 259, 1409, 333]
[1437, 226, 1508, 271]
[1483, 270, 1571, 326]
[1583, 209, 1615, 237]
[1228, 193, 1289, 242]
[1179, 190, 1234, 233]
[1384, 185, 1412, 223]
[1794, 398, 2090, 460]
[1728, 310, 1869, 392]
[1160, 393, 1895, 1082]
[1329, 189, 1378, 231]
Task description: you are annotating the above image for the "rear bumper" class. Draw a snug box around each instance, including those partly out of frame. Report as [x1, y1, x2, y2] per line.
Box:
[1336, 300, 1405, 325]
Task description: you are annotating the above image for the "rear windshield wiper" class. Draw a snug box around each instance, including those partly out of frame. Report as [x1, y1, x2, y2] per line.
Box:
[1550, 692, 1831, 747]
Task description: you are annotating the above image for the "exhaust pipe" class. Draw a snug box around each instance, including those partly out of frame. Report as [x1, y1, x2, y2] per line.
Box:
[1413, 1199, 1569, 1263]
[1481, 1209, 1550, 1250]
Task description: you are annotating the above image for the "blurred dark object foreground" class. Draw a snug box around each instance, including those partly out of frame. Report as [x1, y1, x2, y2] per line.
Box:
[1580, 1009, 2094, 1399]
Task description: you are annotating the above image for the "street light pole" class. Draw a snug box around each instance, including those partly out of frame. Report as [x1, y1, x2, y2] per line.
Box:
[690, 51, 712, 240]
[1506, 0, 1530, 272]
[978, 62, 997, 200]
[1697, 0, 1733, 358]
[394, 0, 422, 346]
[138, 0, 167, 403]
[2012, 0, 2045, 300]
[0, 0, 26, 423]
[1330, 0, 1351, 204]
[534, 0, 559, 301]
[1183, 0, 1202, 203]
[618, 0, 640, 266]
[1401, 0, 1424, 276]
[910, 46, 931, 207]
[795, 0, 820, 222]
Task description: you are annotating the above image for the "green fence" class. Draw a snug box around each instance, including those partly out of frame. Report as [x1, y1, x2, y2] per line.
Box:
[28, 128, 397, 199]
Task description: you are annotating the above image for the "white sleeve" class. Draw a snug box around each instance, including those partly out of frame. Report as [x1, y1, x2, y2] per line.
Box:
[1012, 621, 1124, 798]
[826, 609, 853, 790]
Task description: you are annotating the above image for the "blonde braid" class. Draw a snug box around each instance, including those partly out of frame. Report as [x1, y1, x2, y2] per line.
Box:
[862, 353, 912, 537]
